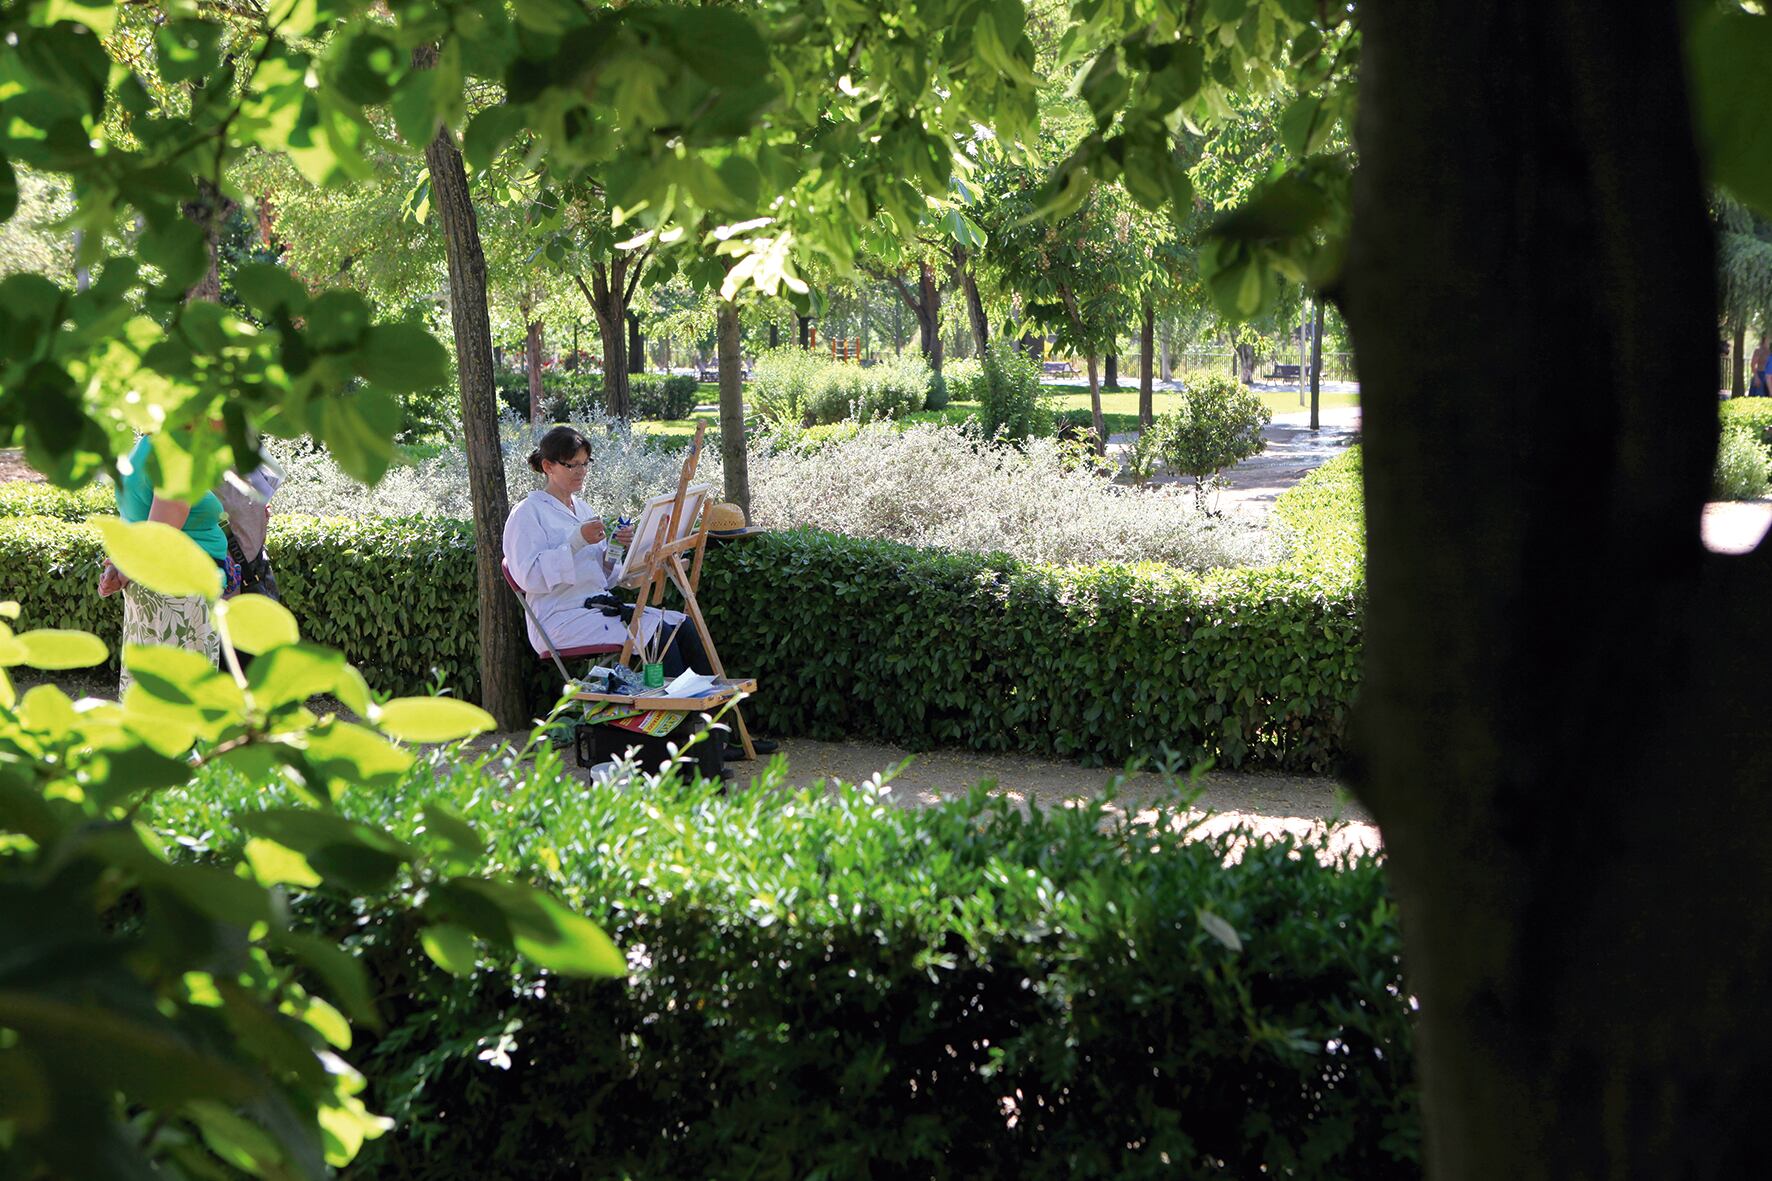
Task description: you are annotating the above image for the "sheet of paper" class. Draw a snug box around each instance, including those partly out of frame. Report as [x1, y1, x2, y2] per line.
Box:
[662, 670, 721, 697]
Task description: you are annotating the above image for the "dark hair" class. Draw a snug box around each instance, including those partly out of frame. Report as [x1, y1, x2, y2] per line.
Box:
[528, 425, 591, 473]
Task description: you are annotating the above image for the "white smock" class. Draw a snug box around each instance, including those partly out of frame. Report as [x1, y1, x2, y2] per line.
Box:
[502, 489, 681, 654]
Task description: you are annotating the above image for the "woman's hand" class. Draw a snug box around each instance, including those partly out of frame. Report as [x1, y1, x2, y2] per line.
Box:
[613, 525, 634, 546]
[97, 560, 128, 598]
[580, 518, 606, 545]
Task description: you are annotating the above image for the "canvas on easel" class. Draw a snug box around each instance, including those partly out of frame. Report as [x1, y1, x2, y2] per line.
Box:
[617, 483, 711, 590]
[609, 424, 758, 760]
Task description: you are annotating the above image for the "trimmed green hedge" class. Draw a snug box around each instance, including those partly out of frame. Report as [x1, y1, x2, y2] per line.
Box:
[1721, 398, 1772, 448]
[702, 531, 1360, 770]
[0, 480, 114, 520]
[0, 470, 1365, 767]
[155, 757, 1418, 1179]
[0, 514, 484, 700]
[1274, 446, 1365, 577]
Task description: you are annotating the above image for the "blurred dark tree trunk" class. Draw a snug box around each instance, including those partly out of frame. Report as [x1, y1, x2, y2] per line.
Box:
[1341, 1, 1768, 1175]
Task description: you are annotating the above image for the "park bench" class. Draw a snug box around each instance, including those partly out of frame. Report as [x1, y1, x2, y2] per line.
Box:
[1268, 363, 1312, 381]
[1042, 360, 1078, 377]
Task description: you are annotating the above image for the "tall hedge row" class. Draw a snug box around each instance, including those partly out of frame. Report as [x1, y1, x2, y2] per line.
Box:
[0, 461, 1364, 767]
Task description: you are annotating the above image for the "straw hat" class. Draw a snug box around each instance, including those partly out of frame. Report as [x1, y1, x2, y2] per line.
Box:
[706, 502, 764, 538]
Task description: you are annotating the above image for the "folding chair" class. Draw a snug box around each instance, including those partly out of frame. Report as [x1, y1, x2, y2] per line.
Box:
[500, 557, 622, 683]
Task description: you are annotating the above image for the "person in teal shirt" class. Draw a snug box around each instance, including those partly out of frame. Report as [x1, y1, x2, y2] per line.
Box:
[112, 434, 229, 557]
[100, 433, 231, 694]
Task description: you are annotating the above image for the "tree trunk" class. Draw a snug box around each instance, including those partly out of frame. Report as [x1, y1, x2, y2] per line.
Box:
[717, 301, 749, 515]
[575, 260, 632, 419]
[414, 46, 527, 730]
[1342, 2, 1753, 1176]
[626, 311, 644, 375]
[1138, 298, 1155, 427]
[955, 245, 989, 357]
[525, 318, 544, 425]
[1235, 342, 1255, 384]
[917, 261, 944, 378]
[1731, 317, 1746, 397]
[1104, 353, 1119, 389]
[182, 178, 236, 304]
[1310, 299, 1325, 431]
[769, 322, 780, 350]
[798, 315, 812, 349]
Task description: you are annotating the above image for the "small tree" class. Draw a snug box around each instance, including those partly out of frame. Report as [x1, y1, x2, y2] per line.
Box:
[1149, 375, 1271, 511]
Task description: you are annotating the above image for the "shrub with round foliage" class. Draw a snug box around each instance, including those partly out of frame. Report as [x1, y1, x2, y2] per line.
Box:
[1147, 375, 1273, 510]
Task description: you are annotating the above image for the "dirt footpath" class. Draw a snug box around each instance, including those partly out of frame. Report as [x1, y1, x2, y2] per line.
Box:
[564, 732, 1382, 858]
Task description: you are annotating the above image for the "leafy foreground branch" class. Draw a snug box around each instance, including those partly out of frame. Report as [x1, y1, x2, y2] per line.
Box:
[0, 520, 622, 1180]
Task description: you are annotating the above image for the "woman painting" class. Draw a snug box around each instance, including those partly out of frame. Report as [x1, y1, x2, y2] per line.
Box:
[99, 433, 239, 694]
[502, 425, 709, 673]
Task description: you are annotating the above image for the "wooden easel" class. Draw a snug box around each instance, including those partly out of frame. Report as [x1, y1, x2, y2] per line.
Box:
[611, 422, 757, 760]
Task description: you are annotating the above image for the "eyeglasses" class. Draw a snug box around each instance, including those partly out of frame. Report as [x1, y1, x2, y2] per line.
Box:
[555, 460, 590, 472]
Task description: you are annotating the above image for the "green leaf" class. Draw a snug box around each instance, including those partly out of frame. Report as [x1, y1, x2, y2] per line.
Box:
[242, 837, 322, 888]
[275, 932, 379, 1027]
[313, 390, 401, 485]
[246, 642, 345, 711]
[304, 290, 371, 351]
[377, 697, 496, 744]
[419, 803, 482, 866]
[96, 518, 222, 600]
[419, 923, 479, 976]
[463, 104, 526, 173]
[0, 995, 256, 1108]
[216, 594, 299, 655]
[1690, 9, 1772, 218]
[514, 0, 586, 35]
[155, 19, 223, 85]
[449, 878, 625, 977]
[352, 324, 448, 393]
[303, 722, 413, 791]
[231, 263, 308, 318]
[138, 219, 210, 294]
[7, 629, 106, 670]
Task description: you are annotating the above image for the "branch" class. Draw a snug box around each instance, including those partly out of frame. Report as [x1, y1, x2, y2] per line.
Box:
[622, 244, 655, 303]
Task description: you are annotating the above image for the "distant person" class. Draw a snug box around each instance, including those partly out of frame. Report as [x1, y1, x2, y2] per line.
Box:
[1755, 336, 1772, 398]
[217, 464, 281, 599]
[99, 432, 238, 695]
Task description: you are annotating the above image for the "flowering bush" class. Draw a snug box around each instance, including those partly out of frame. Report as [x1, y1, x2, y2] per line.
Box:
[270, 417, 1269, 571]
[747, 422, 1271, 570]
[271, 410, 715, 522]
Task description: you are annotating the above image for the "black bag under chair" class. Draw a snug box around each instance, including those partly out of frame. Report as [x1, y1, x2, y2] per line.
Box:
[575, 713, 728, 782]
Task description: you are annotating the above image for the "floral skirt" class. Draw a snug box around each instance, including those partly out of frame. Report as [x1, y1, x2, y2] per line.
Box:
[119, 581, 219, 697]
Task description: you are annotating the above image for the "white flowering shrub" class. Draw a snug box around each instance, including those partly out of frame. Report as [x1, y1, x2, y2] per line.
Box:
[748, 423, 1273, 570]
[271, 410, 714, 521]
[272, 418, 1269, 571]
